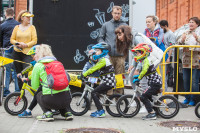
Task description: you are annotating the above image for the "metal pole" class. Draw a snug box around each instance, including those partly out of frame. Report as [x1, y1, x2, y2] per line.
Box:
[29, 0, 33, 24]
[9, 0, 12, 8]
[128, 0, 136, 67]
[173, 48, 178, 99]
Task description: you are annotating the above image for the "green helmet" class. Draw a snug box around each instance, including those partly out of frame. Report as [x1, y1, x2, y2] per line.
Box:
[27, 46, 36, 55]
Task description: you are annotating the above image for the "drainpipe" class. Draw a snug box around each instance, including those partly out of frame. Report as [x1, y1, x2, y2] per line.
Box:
[29, 0, 33, 24]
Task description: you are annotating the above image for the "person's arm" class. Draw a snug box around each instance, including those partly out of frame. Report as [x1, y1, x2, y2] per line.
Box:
[10, 25, 18, 45]
[83, 58, 106, 77]
[0, 25, 3, 47]
[167, 33, 176, 62]
[138, 58, 150, 80]
[158, 28, 164, 45]
[97, 24, 106, 43]
[82, 62, 89, 73]
[31, 63, 41, 90]
[26, 25, 37, 47]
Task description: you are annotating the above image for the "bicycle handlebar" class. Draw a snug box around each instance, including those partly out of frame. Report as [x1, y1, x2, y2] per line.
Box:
[0, 45, 14, 51]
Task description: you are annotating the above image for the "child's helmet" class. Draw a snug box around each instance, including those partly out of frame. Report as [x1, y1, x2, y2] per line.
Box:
[131, 43, 152, 62]
[92, 42, 111, 60]
[27, 45, 37, 55]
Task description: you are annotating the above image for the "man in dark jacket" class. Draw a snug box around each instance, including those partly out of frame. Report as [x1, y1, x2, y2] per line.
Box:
[98, 6, 127, 95]
[1, 8, 20, 96]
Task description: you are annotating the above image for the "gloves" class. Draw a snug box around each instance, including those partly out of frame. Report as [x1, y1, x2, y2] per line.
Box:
[133, 78, 140, 84]
[133, 75, 139, 79]
[77, 73, 84, 80]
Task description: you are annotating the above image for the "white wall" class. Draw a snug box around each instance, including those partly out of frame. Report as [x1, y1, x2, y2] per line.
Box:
[130, 0, 156, 33]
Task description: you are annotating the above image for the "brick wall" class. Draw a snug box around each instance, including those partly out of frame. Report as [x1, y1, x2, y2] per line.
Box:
[156, 0, 200, 31]
[15, 0, 27, 18]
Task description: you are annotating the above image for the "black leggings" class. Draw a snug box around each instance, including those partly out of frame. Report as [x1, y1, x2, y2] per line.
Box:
[140, 83, 161, 113]
[91, 83, 112, 111]
[28, 86, 42, 111]
[36, 91, 71, 117]
[13, 51, 32, 90]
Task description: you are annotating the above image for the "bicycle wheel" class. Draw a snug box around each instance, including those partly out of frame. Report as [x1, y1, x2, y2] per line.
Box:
[0, 67, 4, 106]
[156, 95, 179, 119]
[4, 92, 28, 115]
[116, 95, 141, 118]
[70, 92, 90, 116]
[105, 94, 126, 117]
[195, 102, 200, 118]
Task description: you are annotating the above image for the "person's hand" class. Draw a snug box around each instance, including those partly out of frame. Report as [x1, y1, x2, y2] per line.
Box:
[17, 42, 23, 48]
[133, 75, 139, 79]
[21, 42, 28, 48]
[181, 33, 186, 43]
[17, 73, 22, 78]
[133, 78, 140, 84]
[166, 58, 170, 63]
[128, 66, 134, 73]
[21, 78, 28, 82]
[192, 32, 198, 40]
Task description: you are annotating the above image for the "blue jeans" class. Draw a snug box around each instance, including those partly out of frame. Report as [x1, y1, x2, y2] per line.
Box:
[182, 68, 200, 101]
[4, 52, 20, 96]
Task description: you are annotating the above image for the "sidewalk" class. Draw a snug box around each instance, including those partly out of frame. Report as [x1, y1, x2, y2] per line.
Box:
[0, 84, 199, 133]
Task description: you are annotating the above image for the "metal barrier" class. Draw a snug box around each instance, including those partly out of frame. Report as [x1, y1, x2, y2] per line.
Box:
[162, 45, 200, 95]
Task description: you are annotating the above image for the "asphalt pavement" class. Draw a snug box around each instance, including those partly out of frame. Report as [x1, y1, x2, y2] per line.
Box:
[0, 84, 199, 133]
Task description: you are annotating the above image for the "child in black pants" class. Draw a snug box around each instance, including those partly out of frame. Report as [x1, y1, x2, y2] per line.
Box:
[131, 43, 162, 120]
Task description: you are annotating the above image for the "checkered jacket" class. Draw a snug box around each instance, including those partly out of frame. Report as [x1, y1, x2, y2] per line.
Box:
[83, 57, 116, 87]
[138, 57, 162, 85]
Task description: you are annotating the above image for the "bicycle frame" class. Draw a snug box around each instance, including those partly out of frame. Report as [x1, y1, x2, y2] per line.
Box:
[15, 81, 36, 105]
[76, 79, 114, 107]
[128, 68, 168, 109]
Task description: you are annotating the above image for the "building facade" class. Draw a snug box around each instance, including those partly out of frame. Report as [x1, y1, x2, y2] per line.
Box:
[156, 0, 200, 31]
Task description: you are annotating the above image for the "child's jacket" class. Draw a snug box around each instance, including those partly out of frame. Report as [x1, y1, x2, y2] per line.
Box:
[138, 57, 162, 85]
[83, 57, 116, 87]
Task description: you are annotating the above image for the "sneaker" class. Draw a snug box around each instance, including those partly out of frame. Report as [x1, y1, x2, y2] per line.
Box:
[91, 110, 98, 115]
[90, 109, 105, 118]
[65, 112, 73, 121]
[142, 113, 157, 120]
[18, 111, 32, 118]
[182, 99, 189, 104]
[3, 90, 10, 97]
[188, 101, 195, 106]
[36, 112, 54, 121]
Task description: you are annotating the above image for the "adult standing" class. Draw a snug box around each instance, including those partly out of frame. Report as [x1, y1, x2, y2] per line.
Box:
[159, 20, 176, 90]
[98, 6, 127, 95]
[10, 10, 37, 90]
[178, 17, 200, 106]
[0, 8, 20, 96]
[115, 25, 163, 82]
[144, 15, 164, 45]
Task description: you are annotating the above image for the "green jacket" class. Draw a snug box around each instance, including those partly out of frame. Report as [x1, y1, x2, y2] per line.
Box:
[31, 56, 69, 95]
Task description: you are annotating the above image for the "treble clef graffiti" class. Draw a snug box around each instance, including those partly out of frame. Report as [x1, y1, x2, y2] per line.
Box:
[74, 49, 85, 64]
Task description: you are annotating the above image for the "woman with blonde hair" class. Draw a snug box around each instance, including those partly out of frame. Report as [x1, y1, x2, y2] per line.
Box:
[32, 44, 73, 121]
[144, 15, 164, 45]
[10, 10, 37, 89]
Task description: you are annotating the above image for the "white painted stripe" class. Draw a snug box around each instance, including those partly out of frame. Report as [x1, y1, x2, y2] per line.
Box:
[27, 120, 38, 133]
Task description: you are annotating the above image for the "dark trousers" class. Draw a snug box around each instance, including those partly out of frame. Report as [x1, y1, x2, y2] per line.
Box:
[28, 86, 42, 110]
[91, 83, 112, 111]
[36, 91, 71, 117]
[140, 83, 161, 113]
[13, 51, 32, 90]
